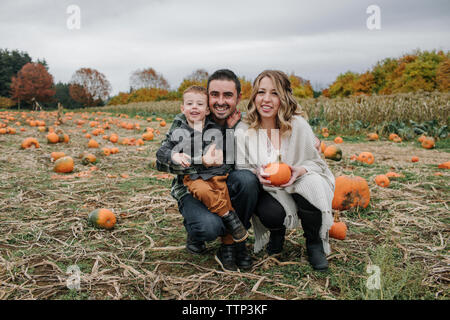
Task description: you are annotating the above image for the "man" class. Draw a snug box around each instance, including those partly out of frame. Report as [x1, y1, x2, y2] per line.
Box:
[156, 69, 259, 272]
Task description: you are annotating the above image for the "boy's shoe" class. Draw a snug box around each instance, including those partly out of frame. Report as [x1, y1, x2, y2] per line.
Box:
[221, 211, 248, 243]
[186, 233, 206, 254]
[215, 244, 238, 272]
[235, 241, 253, 270]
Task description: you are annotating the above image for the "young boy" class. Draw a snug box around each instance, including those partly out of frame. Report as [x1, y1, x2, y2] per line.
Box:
[156, 85, 248, 244]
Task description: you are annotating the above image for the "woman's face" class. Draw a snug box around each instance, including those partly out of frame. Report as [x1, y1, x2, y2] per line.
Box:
[254, 76, 281, 122]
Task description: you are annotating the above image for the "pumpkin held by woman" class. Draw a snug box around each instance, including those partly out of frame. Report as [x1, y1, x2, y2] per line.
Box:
[332, 175, 370, 211]
[88, 208, 117, 229]
[264, 162, 292, 186]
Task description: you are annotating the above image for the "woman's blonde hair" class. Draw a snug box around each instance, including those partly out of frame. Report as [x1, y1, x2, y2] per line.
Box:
[244, 70, 305, 135]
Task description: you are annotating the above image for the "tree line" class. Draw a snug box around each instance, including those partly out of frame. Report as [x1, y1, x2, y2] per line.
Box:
[0, 48, 448, 110]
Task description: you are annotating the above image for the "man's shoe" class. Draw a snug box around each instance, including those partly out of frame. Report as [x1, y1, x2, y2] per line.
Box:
[221, 211, 248, 243]
[215, 244, 238, 271]
[186, 233, 206, 254]
[266, 227, 286, 255]
[235, 241, 253, 270]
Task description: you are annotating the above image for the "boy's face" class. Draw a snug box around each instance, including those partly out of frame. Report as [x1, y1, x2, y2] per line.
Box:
[181, 92, 209, 126]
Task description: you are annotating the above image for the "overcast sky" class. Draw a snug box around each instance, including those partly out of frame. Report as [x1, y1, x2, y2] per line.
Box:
[1, 0, 449, 95]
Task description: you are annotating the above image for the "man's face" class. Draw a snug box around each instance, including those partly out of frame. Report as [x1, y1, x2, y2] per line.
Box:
[208, 79, 241, 122]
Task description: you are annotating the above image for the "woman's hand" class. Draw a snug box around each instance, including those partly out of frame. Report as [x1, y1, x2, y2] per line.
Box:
[256, 165, 273, 186]
[279, 165, 307, 187]
[172, 152, 191, 168]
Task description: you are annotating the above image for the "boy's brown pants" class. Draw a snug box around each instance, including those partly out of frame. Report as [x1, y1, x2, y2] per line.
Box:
[183, 175, 235, 244]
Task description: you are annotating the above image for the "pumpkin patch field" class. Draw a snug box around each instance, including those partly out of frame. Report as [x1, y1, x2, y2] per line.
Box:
[0, 105, 449, 300]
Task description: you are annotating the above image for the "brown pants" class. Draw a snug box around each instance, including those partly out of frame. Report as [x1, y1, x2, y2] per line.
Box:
[183, 175, 234, 217]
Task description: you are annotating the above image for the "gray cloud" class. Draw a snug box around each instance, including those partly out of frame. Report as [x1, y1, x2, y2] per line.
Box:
[0, 0, 449, 94]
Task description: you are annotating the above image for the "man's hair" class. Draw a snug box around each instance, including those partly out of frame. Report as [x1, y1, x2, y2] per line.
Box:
[183, 85, 207, 101]
[207, 69, 241, 96]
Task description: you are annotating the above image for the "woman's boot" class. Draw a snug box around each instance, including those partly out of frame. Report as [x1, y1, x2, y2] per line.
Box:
[266, 227, 286, 255]
[298, 209, 328, 271]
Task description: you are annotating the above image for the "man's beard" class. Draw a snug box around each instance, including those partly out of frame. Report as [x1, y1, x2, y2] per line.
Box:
[211, 103, 233, 119]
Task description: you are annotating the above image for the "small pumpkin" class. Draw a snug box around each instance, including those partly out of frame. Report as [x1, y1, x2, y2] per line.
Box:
[51, 151, 66, 162]
[437, 161, 450, 169]
[334, 136, 343, 144]
[329, 212, 347, 240]
[367, 133, 379, 141]
[357, 152, 374, 165]
[324, 145, 342, 161]
[47, 132, 59, 144]
[142, 131, 154, 141]
[109, 133, 119, 143]
[385, 171, 404, 179]
[421, 137, 435, 149]
[82, 153, 97, 165]
[332, 175, 370, 211]
[263, 158, 292, 186]
[21, 137, 40, 149]
[320, 141, 327, 153]
[88, 208, 116, 229]
[389, 133, 399, 141]
[375, 174, 390, 188]
[54, 156, 74, 173]
[411, 156, 419, 162]
[88, 139, 99, 148]
[159, 121, 166, 127]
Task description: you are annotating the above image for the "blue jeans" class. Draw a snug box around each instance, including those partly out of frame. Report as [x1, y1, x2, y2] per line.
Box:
[178, 169, 259, 242]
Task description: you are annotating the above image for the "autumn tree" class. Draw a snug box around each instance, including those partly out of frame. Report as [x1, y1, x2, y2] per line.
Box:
[436, 58, 450, 91]
[69, 68, 111, 107]
[289, 73, 314, 98]
[10, 62, 55, 109]
[177, 69, 209, 94]
[239, 76, 252, 99]
[130, 68, 170, 91]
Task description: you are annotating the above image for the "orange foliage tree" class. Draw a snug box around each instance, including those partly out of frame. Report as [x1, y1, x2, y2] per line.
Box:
[239, 77, 252, 99]
[177, 69, 209, 94]
[130, 68, 170, 90]
[10, 62, 55, 107]
[289, 73, 314, 98]
[69, 68, 111, 107]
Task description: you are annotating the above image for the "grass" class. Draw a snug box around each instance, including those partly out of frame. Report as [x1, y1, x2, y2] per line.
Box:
[0, 106, 448, 301]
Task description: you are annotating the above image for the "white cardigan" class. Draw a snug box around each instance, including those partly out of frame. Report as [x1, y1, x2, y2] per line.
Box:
[234, 115, 336, 254]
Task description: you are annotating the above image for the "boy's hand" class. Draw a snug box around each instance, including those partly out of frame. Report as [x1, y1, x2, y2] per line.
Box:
[172, 152, 191, 168]
[226, 109, 241, 128]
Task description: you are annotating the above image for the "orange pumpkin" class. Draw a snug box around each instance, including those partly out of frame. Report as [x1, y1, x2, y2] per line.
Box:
[109, 133, 119, 143]
[320, 141, 327, 153]
[82, 153, 97, 165]
[375, 174, 390, 188]
[88, 208, 116, 230]
[264, 162, 292, 186]
[54, 156, 74, 173]
[357, 152, 374, 165]
[159, 121, 166, 127]
[102, 148, 111, 156]
[324, 145, 342, 161]
[142, 131, 154, 141]
[411, 156, 419, 162]
[332, 175, 370, 211]
[51, 151, 66, 161]
[329, 213, 347, 240]
[389, 133, 399, 141]
[21, 137, 40, 149]
[421, 137, 435, 149]
[367, 133, 379, 141]
[88, 139, 99, 148]
[47, 132, 59, 144]
[437, 161, 450, 169]
[334, 136, 343, 144]
[385, 171, 404, 179]
[418, 135, 427, 143]
[110, 147, 119, 154]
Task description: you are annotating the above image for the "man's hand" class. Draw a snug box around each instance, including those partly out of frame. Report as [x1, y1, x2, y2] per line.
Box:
[226, 109, 241, 128]
[202, 143, 223, 167]
[172, 152, 191, 168]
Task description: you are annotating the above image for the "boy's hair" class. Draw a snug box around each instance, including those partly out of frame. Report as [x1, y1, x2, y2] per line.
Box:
[183, 85, 207, 101]
[207, 69, 241, 96]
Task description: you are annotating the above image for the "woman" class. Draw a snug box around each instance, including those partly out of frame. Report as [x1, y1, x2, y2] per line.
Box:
[234, 70, 335, 271]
